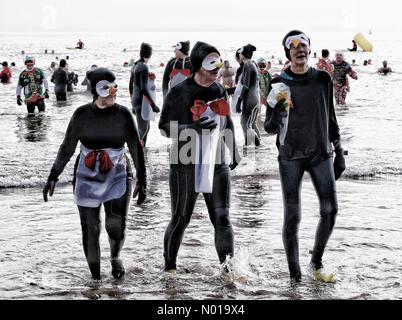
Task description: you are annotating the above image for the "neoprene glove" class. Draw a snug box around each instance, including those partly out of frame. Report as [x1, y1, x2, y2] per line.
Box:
[151, 103, 160, 113]
[17, 96, 23, 106]
[43, 180, 57, 202]
[44, 90, 50, 99]
[192, 116, 217, 134]
[269, 98, 288, 127]
[333, 148, 346, 180]
[133, 180, 146, 205]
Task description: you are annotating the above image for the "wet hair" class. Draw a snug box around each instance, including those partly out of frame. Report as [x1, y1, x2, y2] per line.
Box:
[59, 59, 67, 68]
[321, 49, 330, 58]
[2, 61, 8, 67]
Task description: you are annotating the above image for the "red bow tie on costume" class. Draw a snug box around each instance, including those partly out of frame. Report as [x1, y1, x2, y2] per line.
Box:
[149, 72, 156, 80]
[190, 99, 230, 122]
[84, 150, 114, 174]
[170, 69, 191, 78]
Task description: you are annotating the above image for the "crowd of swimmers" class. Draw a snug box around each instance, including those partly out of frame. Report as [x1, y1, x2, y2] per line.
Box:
[0, 31, 392, 284]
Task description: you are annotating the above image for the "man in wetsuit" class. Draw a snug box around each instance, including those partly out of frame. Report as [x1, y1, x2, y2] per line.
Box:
[265, 30, 346, 282]
[50, 59, 69, 101]
[16, 56, 49, 116]
[82, 64, 98, 92]
[235, 44, 261, 146]
[162, 41, 192, 99]
[129, 43, 160, 147]
[159, 41, 241, 272]
[43, 67, 147, 280]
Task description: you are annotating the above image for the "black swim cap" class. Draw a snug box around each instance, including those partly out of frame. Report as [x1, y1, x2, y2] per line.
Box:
[239, 44, 256, 59]
[87, 67, 116, 98]
[190, 41, 220, 73]
[174, 41, 190, 56]
[140, 43, 153, 59]
[282, 30, 311, 60]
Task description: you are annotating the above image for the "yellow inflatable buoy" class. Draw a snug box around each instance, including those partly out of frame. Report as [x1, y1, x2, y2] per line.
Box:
[353, 33, 373, 52]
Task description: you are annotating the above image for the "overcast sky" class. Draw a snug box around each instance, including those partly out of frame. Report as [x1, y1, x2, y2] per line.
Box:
[1, 0, 401, 32]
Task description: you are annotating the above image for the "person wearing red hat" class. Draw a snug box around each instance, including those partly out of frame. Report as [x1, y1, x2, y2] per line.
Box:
[159, 41, 241, 273]
[43, 67, 147, 280]
[162, 41, 192, 99]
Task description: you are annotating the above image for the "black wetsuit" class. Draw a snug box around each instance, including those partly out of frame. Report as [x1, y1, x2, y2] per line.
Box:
[159, 77, 239, 270]
[162, 57, 192, 99]
[265, 67, 341, 280]
[235, 63, 244, 85]
[47, 102, 146, 279]
[238, 60, 261, 145]
[51, 67, 68, 101]
[129, 60, 157, 145]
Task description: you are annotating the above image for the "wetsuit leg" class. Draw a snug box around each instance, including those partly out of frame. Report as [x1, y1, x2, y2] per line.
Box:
[134, 105, 150, 146]
[103, 176, 132, 279]
[241, 105, 261, 146]
[78, 205, 102, 280]
[279, 159, 305, 280]
[56, 92, 67, 101]
[307, 157, 338, 270]
[203, 166, 234, 264]
[163, 166, 198, 270]
[27, 103, 36, 116]
[37, 100, 46, 112]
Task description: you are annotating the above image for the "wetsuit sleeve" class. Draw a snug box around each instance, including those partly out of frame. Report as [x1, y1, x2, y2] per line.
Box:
[123, 109, 146, 183]
[139, 64, 156, 106]
[162, 59, 173, 99]
[239, 64, 250, 101]
[50, 71, 55, 83]
[328, 81, 341, 146]
[129, 69, 134, 96]
[159, 90, 174, 138]
[81, 76, 88, 86]
[159, 88, 190, 138]
[224, 115, 240, 163]
[47, 111, 80, 181]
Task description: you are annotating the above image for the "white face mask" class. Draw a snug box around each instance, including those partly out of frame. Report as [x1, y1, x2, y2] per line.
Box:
[285, 34, 310, 49]
[95, 80, 118, 97]
[201, 55, 224, 71]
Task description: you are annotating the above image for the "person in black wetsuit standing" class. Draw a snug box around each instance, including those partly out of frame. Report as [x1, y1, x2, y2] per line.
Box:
[159, 41, 241, 272]
[129, 42, 160, 147]
[235, 44, 261, 146]
[264, 30, 346, 282]
[50, 59, 69, 101]
[43, 68, 147, 280]
[162, 41, 192, 99]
